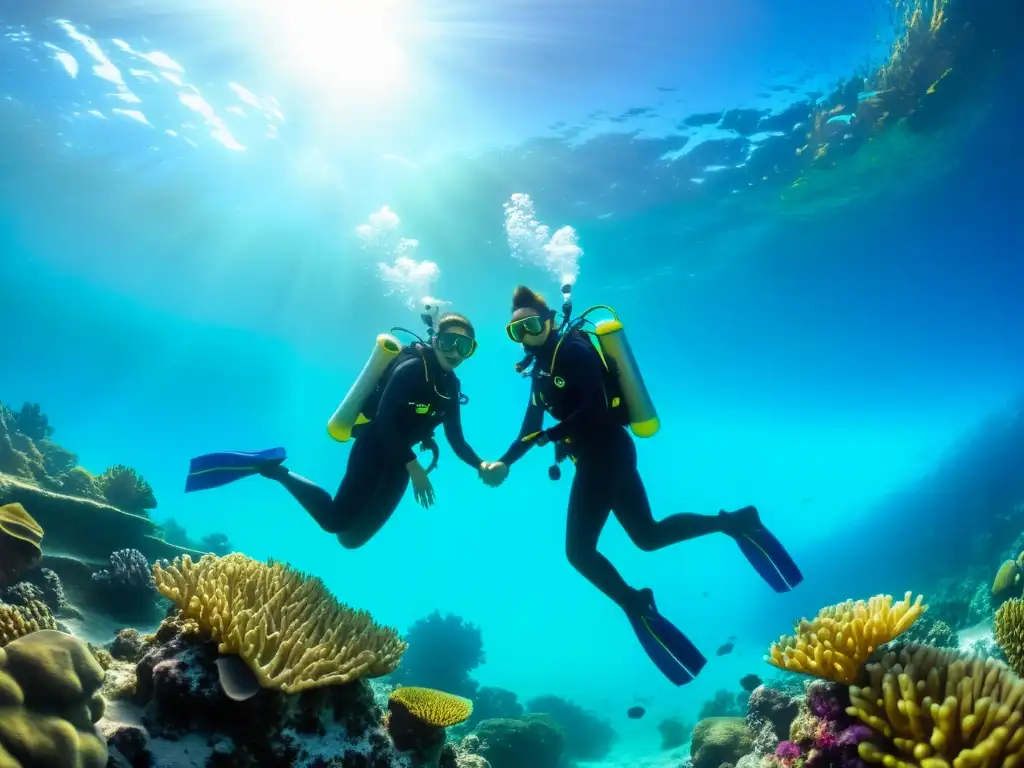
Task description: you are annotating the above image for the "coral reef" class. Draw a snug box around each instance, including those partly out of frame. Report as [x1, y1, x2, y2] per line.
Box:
[0, 502, 43, 587]
[897, 613, 959, 648]
[471, 715, 565, 768]
[91, 548, 161, 623]
[0, 628, 108, 767]
[526, 693, 617, 760]
[994, 596, 1024, 675]
[153, 553, 407, 694]
[386, 686, 473, 766]
[690, 717, 753, 768]
[466, 686, 522, 728]
[0, 474, 198, 564]
[848, 643, 1024, 768]
[699, 687, 747, 719]
[200, 531, 233, 556]
[96, 465, 157, 517]
[391, 610, 485, 699]
[21, 566, 81, 619]
[103, 614, 403, 767]
[657, 715, 691, 750]
[0, 599, 57, 645]
[746, 684, 802, 742]
[766, 592, 926, 683]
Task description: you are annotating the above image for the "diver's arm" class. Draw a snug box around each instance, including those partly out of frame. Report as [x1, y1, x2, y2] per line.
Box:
[372, 358, 423, 464]
[442, 398, 484, 469]
[543, 340, 611, 443]
[497, 387, 545, 466]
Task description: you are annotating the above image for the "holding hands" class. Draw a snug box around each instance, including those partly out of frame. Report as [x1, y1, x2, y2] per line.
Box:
[478, 461, 508, 488]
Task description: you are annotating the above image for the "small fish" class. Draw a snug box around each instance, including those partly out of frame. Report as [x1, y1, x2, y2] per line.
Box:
[627, 706, 645, 719]
[740, 673, 763, 692]
[716, 637, 736, 656]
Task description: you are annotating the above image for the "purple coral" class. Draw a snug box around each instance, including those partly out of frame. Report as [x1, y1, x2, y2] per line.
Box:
[837, 725, 873, 747]
[806, 680, 846, 721]
[776, 741, 802, 760]
[92, 548, 154, 591]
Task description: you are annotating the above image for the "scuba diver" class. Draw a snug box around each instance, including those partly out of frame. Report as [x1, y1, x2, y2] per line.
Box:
[482, 285, 803, 686]
[184, 310, 489, 549]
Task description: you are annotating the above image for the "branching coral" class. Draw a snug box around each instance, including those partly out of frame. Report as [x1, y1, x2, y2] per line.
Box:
[847, 643, 1024, 768]
[92, 548, 154, 592]
[994, 597, 1024, 676]
[153, 553, 407, 694]
[96, 465, 157, 516]
[766, 593, 927, 683]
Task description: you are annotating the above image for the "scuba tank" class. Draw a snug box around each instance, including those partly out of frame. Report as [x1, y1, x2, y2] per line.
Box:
[327, 333, 403, 442]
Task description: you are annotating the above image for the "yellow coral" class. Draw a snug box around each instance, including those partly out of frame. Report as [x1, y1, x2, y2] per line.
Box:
[995, 598, 1024, 676]
[765, 592, 926, 684]
[0, 600, 57, 647]
[152, 553, 406, 694]
[848, 643, 1024, 768]
[389, 687, 473, 727]
[0, 629, 108, 768]
[993, 560, 1021, 597]
[0, 504, 43, 554]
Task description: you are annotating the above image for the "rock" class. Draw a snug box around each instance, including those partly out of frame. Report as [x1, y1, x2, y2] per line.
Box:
[691, 718, 753, 768]
[112, 628, 146, 661]
[109, 724, 152, 768]
[0, 474, 203, 565]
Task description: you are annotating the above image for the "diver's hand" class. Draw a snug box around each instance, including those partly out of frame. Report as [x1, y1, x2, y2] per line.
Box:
[406, 460, 435, 508]
[479, 461, 508, 488]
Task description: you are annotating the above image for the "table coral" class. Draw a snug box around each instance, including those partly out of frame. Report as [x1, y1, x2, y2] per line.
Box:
[0, 628, 108, 768]
[848, 643, 1024, 768]
[153, 552, 407, 694]
[387, 686, 473, 766]
[766, 593, 927, 684]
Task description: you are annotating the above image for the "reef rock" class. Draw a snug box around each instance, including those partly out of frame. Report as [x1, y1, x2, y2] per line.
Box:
[0, 474, 201, 565]
[97, 616, 405, 767]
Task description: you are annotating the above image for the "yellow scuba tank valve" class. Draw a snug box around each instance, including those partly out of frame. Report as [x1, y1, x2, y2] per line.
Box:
[327, 333, 403, 442]
[593, 314, 660, 438]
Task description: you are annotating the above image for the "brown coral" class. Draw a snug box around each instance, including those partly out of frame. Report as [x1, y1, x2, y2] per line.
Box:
[0, 503, 44, 587]
[848, 643, 1024, 768]
[0, 628, 108, 767]
[0, 600, 57, 647]
[766, 592, 926, 684]
[993, 560, 1021, 598]
[152, 553, 406, 694]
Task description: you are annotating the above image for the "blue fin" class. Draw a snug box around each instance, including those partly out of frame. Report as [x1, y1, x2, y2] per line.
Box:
[735, 525, 804, 593]
[185, 447, 286, 493]
[627, 599, 706, 686]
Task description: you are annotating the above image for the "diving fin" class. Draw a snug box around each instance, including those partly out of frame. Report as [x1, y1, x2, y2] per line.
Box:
[185, 447, 287, 493]
[627, 589, 707, 686]
[727, 506, 804, 593]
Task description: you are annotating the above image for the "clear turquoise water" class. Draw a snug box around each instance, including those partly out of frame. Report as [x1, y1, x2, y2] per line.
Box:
[2, 0, 1023, 761]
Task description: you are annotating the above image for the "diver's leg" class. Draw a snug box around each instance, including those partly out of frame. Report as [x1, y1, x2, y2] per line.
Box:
[565, 465, 639, 610]
[260, 439, 388, 537]
[334, 462, 410, 549]
[610, 437, 730, 551]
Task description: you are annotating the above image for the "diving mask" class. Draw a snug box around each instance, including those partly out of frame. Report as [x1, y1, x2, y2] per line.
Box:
[506, 315, 545, 343]
[437, 332, 477, 358]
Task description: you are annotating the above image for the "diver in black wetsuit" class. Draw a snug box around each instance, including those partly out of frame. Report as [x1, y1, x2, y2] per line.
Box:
[482, 286, 795, 620]
[262, 313, 488, 548]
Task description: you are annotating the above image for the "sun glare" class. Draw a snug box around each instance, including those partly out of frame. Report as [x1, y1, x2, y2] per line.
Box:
[258, 0, 410, 99]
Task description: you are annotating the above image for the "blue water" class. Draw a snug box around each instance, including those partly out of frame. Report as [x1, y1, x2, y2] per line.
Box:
[2, 0, 1023, 761]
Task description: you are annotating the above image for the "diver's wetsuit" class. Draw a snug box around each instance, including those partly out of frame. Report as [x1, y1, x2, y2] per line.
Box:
[499, 333, 731, 611]
[266, 346, 482, 548]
